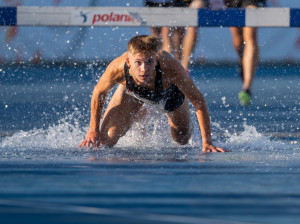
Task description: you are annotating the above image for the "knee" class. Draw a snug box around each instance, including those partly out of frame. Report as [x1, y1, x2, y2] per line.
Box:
[99, 130, 120, 147]
[244, 39, 258, 51]
[100, 140, 117, 147]
[175, 136, 190, 145]
[232, 38, 243, 51]
[100, 138, 118, 147]
[171, 128, 192, 145]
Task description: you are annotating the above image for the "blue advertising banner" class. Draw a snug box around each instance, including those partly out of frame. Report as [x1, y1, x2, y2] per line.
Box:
[290, 8, 300, 27]
[0, 7, 16, 26]
[198, 9, 245, 27]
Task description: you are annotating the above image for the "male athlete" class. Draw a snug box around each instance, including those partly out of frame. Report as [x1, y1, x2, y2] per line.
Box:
[80, 35, 225, 153]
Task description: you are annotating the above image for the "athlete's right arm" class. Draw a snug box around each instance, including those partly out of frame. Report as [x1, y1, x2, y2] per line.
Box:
[79, 56, 124, 148]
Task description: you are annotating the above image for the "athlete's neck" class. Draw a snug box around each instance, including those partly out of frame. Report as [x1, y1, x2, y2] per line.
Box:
[129, 68, 156, 89]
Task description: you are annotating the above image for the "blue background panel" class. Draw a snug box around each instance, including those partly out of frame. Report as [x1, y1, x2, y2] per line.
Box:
[0, 7, 16, 26]
[290, 8, 300, 27]
[198, 9, 245, 27]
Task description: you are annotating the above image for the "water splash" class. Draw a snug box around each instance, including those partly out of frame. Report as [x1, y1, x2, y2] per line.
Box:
[222, 123, 291, 152]
[1, 112, 84, 149]
[0, 109, 298, 163]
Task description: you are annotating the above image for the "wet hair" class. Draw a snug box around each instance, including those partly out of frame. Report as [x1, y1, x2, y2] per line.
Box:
[128, 35, 162, 55]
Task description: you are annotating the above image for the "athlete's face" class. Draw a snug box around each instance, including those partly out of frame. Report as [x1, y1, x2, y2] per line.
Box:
[126, 51, 158, 84]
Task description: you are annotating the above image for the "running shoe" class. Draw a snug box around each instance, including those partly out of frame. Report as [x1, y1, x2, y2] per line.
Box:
[238, 89, 251, 106]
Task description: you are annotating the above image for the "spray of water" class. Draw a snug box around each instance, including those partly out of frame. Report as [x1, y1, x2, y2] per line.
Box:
[0, 106, 299, 162]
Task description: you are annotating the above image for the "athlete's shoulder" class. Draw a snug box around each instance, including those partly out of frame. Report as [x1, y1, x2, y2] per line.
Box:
[157, 51, 188, 83]
[158, 50, 182, 69]
[157, 50, 177, 66]
[106, 52, 127, 75]
[109, 52, 127, 68]
[158, 50, 174, 59]
[100, 52, 127, 84]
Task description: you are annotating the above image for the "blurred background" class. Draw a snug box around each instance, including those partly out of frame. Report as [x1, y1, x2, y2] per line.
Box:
[1, 0, 300, 64]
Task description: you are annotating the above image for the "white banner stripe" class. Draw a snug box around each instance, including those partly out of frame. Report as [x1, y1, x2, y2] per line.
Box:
[246, 8, 290, 27]
[17, 6, 198, 27]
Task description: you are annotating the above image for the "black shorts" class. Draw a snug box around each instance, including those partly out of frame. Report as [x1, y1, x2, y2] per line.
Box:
[224, 0, 266, 8]
[145, 0, 208, 8]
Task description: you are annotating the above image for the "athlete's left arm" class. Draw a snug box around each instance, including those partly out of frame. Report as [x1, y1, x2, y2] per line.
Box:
[169, 58, 225, 153]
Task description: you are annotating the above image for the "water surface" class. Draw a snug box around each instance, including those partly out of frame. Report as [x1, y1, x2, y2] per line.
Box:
[0, 63, 299, 223]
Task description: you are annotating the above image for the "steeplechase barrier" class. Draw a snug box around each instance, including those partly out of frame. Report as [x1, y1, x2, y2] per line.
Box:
[0, 7, 300, 27]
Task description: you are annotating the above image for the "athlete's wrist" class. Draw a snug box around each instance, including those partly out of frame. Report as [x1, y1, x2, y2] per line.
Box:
[88, 129, 100, 133]
[202, 137, 213, 146]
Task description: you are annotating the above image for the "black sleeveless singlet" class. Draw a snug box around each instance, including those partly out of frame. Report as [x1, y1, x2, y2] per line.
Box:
[124, 62, 185, 112]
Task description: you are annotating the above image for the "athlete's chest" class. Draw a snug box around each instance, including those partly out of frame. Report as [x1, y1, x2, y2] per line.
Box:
[121, 71, 172, 91]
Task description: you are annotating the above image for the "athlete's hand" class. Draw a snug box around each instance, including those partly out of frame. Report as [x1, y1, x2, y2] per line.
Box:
[202, 144, 226, 153]
[79, 130, 101, 148]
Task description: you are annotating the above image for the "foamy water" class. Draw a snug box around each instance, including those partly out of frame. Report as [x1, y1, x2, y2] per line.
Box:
[1, 109, 298, 163]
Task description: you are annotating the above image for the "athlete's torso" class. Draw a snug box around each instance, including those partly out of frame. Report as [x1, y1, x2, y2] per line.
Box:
[123, 61, 185, 112]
